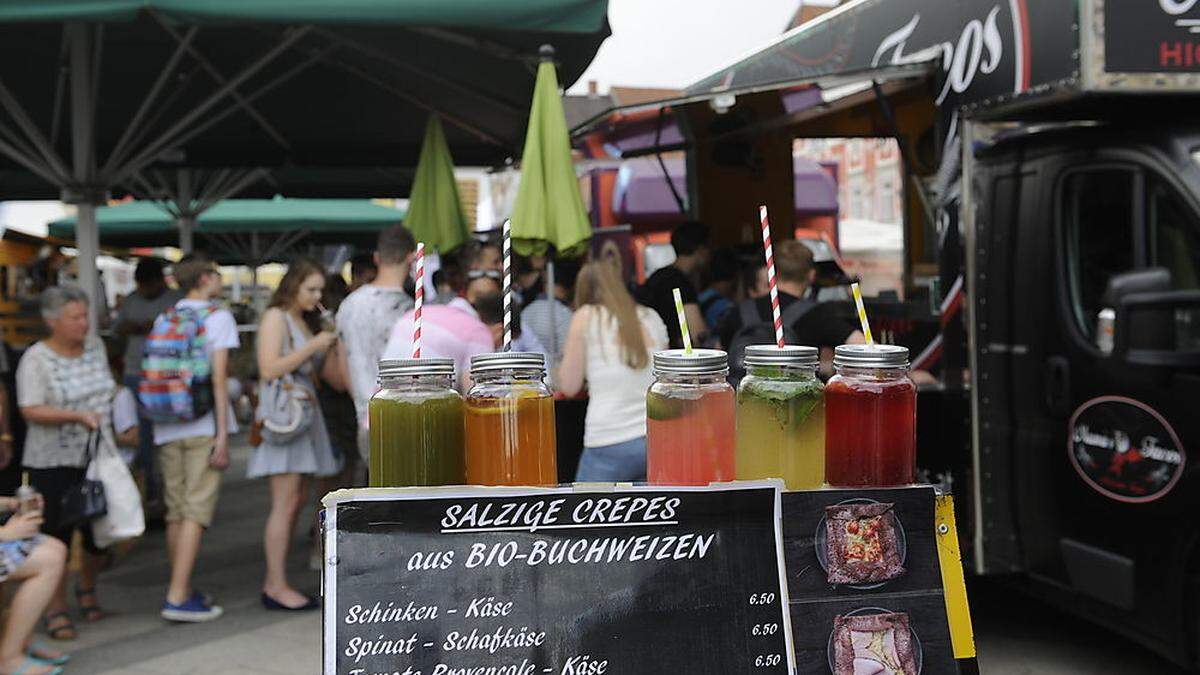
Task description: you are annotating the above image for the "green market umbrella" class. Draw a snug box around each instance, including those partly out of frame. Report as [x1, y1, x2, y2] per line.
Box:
[509, 48, 592, 256]
[405, 116, 469, 254]
[48, 198, 405, 263]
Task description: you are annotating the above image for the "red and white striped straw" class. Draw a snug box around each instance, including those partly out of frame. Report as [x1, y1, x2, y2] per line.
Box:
[412, 242, 424, 359]
[759, 205, 785, 348]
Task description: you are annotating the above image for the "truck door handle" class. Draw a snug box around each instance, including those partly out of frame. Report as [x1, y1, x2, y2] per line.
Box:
[1046, 356, 1070, 416]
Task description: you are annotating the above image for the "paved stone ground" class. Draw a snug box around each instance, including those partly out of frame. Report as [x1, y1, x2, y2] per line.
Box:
[39, 437, 1184, 674]
[50, 438, 323, 675]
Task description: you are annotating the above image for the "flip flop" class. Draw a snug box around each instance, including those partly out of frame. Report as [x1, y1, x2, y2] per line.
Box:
[41, 613, 74, 642]
[3, 654, 63, 674]
[25, 642, 69, 666]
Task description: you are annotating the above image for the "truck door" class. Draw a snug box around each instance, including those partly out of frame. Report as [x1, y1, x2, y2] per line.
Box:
[976, 136, 1200, 661]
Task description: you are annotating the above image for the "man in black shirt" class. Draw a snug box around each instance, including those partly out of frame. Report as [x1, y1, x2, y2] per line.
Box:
[718, 239, 864, 373]
[637, 221, 712, 349]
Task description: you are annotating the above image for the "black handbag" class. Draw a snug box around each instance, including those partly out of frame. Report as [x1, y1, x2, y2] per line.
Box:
[59, 432, 107, 528]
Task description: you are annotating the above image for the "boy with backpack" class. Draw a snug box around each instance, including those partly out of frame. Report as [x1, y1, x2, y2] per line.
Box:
[141, 253, 237, 622]
[718, 240, 864, 383]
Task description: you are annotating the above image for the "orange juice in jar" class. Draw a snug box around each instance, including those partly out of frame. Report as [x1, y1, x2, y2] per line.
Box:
[464, 352, 557, 486]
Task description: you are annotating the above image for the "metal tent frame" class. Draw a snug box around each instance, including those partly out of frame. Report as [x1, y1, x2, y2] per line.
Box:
[0, 15, 593, 324]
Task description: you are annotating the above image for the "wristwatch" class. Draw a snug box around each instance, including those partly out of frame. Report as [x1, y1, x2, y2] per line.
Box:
[0, 433, 13, 442]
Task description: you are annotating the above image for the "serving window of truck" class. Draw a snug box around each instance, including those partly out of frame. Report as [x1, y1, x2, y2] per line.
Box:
[566, 0, 1200, 668]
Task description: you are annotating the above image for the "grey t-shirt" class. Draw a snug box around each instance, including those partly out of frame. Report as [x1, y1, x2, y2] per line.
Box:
[335, 284, 413, 426]
[116, 288, 183, 378]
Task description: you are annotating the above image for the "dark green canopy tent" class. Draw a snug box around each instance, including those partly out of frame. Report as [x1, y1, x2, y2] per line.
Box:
[48, 198, 406, 264]
[0, 0, 609, 319]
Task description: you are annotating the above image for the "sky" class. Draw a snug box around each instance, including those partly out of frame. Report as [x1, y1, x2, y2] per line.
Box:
[567, 0, 809, 94]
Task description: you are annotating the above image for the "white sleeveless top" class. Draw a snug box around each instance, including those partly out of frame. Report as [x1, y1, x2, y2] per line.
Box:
[583, 305, 669, 447]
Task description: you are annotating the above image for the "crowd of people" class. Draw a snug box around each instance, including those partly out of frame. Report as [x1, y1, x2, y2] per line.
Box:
[0, 217, 864, 673]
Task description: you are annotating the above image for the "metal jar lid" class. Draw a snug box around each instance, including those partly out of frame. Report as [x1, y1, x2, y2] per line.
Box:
[469, 351, 546, 375]
[378, 357, 455, 378]
[744, 344, 818, 368]
[833, 344, 909, 368]
[652, 348, 729, 376]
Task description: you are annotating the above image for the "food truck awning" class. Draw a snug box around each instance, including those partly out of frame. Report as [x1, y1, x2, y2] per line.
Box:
[571, 60, 939, 154]
[614, 155, 838, 226]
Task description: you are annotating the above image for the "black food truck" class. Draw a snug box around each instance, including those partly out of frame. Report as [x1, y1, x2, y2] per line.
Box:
[573, 0, 1200, 667]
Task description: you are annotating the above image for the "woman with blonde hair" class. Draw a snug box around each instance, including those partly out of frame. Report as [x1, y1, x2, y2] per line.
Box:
[557, 259, 668, 481]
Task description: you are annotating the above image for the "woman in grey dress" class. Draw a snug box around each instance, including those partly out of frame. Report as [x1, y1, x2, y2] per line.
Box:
[251, 259, 340, 611]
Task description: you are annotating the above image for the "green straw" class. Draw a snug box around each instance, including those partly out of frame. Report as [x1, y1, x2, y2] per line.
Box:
[673, 287, 692, 354]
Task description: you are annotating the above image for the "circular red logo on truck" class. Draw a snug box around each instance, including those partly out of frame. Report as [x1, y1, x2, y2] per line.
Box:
[1068, 397, 1186, 503]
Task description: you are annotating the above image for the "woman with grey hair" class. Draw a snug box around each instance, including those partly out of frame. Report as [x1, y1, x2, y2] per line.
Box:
[16, 286, 114, 641]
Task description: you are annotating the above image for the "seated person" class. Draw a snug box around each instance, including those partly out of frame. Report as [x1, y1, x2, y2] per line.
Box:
[0, 491, 70, 675]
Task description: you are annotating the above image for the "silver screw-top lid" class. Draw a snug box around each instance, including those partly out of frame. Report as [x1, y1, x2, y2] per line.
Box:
[652, 348, 729, 376]
[469, 351, 546, 375]
[744, 344, 819, 368]
[378, 357, 455, 378]
[833, 344, 909, 368]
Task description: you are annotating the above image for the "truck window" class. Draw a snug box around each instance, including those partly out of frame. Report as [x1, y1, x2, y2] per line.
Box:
[1062, 169, 1136, 338]
[1146, 173, 1200, 290]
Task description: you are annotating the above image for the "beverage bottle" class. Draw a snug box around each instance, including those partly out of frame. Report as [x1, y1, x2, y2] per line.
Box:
[646, 349, 735, 485]
[464, 352, 557, 486]
[824, 344, 917, 487]
[736, 345, 825, 489]
[369, 358, 465, 487]
[16, 472, 39, 514]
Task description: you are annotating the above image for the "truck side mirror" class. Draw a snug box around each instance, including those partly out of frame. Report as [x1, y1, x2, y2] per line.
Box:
[1106, 270, 1200, 367]
[1105, 268, 1174, 358]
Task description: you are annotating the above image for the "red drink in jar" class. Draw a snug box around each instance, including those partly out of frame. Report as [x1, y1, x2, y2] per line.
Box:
[646, 349, 736, 485]
[824, 344, 916, 487]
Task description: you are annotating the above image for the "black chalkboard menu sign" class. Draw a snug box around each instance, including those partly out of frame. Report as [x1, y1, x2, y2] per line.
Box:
[323, 482, 795, 675]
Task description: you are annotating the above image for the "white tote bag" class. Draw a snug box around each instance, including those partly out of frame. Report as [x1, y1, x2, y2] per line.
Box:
[90, 436, 145, 549]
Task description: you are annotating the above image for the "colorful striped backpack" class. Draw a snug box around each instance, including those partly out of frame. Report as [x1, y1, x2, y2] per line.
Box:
[138, 304, 216, 423]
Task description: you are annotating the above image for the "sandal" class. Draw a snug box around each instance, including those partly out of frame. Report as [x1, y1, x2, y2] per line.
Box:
[74, 586, 106, 622]
[41, 613, 74, 642]
[25, 642, 68, 666]
[1, 655, 63, 675]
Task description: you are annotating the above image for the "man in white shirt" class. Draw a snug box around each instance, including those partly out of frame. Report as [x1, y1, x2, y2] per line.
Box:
[153, 253, 237, 623]
[336, 224, 416, 458]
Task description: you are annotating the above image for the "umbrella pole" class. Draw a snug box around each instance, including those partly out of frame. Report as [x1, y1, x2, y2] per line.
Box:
[177, 214, 196, 254]
[68, 23, 103, 331]
[176, 170, 195, 254]
[545, 259, 557, 360]
[75, 201, 102, 328]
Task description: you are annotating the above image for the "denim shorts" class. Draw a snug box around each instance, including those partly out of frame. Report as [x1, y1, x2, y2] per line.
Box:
[574, 437, 647, 482]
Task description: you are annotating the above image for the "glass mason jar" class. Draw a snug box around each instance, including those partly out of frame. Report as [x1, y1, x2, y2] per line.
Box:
[646, 349, 735, 486]
[464, 352, 557, 486]
[736, 345, 825, 489]
[824, 344, 917, 487]
[369, 358, 465, 487]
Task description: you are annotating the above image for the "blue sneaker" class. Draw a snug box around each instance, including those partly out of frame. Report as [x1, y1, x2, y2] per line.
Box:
[161, 592, 224, 623]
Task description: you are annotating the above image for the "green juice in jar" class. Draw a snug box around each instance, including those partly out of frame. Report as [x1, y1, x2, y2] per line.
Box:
[368, 358, 466, 487]
[735, 345, 825, 489]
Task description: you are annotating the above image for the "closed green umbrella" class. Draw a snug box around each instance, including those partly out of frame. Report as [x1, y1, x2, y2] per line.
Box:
[405, 116, 469, 254]
[509, 48, 591, 256]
